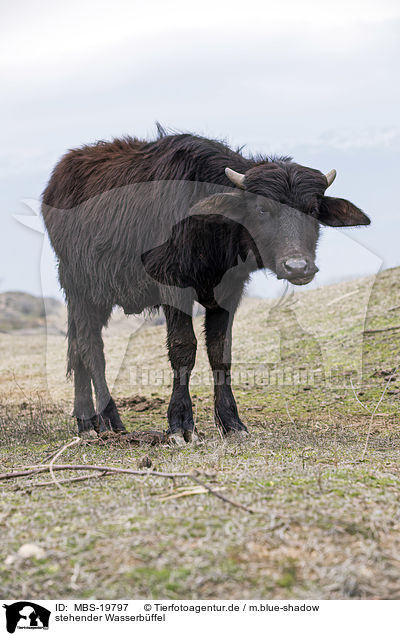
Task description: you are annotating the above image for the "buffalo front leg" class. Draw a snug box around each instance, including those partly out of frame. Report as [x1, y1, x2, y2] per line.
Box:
[164, 305, 197, 443]
[205, 306, 248, 436]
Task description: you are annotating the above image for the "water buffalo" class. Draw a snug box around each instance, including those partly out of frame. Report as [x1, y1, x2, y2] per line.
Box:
[42, 126, 370, 441]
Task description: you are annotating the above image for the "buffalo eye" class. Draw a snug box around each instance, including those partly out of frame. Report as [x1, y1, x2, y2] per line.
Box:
[257, 207, 265, 216]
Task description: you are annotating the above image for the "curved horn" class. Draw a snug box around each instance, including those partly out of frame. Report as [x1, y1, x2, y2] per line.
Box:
[225, 167, 246, 189]
[325, 169, 337, 187]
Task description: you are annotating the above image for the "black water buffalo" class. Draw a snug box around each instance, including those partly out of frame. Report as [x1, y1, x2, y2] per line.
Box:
[42, 125, 370, 441]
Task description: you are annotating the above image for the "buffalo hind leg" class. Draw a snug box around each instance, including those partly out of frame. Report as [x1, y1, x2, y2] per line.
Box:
[164, 305, 197, 443]
[73, 362, 99, 435]
[67, 300, 125, 435]
[67, 311, 97, 435]
[205, 305, 248, 436]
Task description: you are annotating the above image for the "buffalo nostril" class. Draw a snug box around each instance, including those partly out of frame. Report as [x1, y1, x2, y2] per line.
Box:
[284, 258, 308, 274]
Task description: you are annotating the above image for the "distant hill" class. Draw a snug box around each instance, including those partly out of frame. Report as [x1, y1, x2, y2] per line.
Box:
[0, 291, 204, 335]
[0, 291, 64, 333]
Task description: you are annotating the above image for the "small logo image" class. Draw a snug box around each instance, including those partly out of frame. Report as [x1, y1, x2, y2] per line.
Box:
[2, 602, 51, 634]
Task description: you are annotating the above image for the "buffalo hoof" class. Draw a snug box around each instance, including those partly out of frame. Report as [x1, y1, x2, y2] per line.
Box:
[215, 416, 248, 437]
[77, 407, 126, 438]
[225, 428, 249, 439]
[94, 416, 113, 434]
[79, 429, 98, 440]
[96, 418, 128, 438]
[167, 427, 200, 444]
[99, 397, 126, 433]
[168, 431, 187, 446]
[77, 415, 98, 437]
[183, 428, 202, 443]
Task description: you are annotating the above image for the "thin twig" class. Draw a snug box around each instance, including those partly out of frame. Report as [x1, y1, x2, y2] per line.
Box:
[332, 412, 338, 468]
[48, 437, 81, 499]
[189, 473, 262, 515]
[361, 365, 399, 461]
[349, 377, 371, 413]
[272, 281, 291, 310]
[11, 370, 30, 402]
[39, 443, 77, 465]
[326, 289, 358, 306]
[193, 397, 200, 439]
[284, 398, 300, 443]
[19, 472, 109, 489]
[0, 508, 16, 524]
[158, 485, 226, 502]
[285, 399, 295, 425]
[214, 408, 225, 441]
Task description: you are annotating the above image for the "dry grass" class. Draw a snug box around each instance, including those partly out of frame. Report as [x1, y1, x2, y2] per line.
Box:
[0, 267, 400, 599]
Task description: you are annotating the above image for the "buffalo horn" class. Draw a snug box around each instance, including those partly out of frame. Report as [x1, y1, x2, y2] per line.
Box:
[325, 169, 337, 187]
[225, 167, 246, 189]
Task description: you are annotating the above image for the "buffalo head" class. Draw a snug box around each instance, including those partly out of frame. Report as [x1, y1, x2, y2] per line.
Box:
[222, 161, 370, 285]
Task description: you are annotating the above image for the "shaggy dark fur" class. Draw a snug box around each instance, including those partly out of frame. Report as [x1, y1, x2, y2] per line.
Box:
[42, 126, 370, 440]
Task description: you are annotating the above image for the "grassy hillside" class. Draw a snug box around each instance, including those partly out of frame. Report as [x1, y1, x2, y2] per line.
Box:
[0, 268, 399, 599]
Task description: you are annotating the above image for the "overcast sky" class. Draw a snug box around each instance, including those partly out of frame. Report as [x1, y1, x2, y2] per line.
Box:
[1, 0, 399, 300]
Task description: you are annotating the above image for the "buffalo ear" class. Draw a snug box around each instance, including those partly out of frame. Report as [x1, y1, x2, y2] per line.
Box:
[319, 196, 370, 227]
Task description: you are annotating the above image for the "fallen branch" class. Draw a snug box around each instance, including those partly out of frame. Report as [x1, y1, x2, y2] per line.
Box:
[364, 325, 400, 335]
[19, 471, 109, 489]
[190, 473, 262, 515]
[0, 464, 193, 481]
[0, 461, 272, 517]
